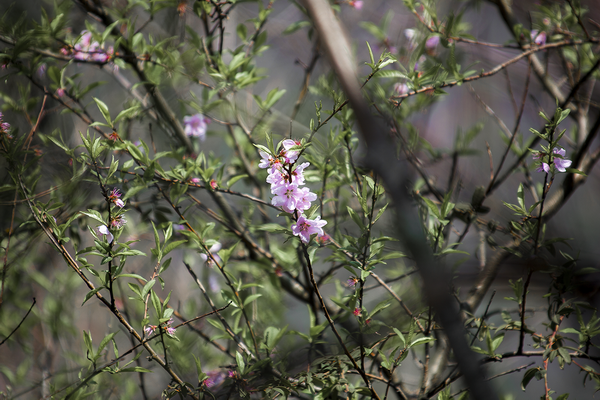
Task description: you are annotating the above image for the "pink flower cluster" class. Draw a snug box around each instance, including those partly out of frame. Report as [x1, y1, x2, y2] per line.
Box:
[96, 188, 127, 244]
[259, 139, 327, 243]
[144, 318, 176, 337]
[534, 147, 572, 173]
[61, 31, 113, 63]
[0, 112, 11, 139]
[108, 187, 125, 208]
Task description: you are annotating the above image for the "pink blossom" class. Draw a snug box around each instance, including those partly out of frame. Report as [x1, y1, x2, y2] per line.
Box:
[108, 188, 125, 208]
[291, 215, 327, 243]
[315, 233, 330, 245]
[291, 162, 310, 185]
[56, 88, 65, 97]
[534, 147, 572, 173]
[281, 139, 301, 163]
[0, 113, 10, 139]
[552, 147, 572, 172]
[531, 30, 546, 46]
[347, 277, 359, 288]
[267, 162, 310, 189]
[97, 225, 114, 244]
[353, 308, 362, 317]
[349, 0, 363, 9]
[183, 113, 210, 139]
[144, 325, 157, 335]
[80, 31, 92, 47]
[37, 64, 47, 77]
[110, 215, 126, 229]
[266, 169, 286, 188]
[271, 182, 303, 213]
[426, 36, 440, 50]
[200, 242, 222, 265]
[205, 371, 225, 388]
[296, 187, 317, 212]
[70, 30, 112, 63]
[259, 150, 281, 172]
[394, 83, 409, 96]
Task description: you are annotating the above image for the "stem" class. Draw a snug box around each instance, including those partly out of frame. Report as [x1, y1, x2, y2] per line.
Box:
[300, 243, 381, 400]
[518, 270, 533, 354]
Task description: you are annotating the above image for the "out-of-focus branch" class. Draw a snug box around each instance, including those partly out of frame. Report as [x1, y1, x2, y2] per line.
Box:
[490, 0, 572, 111]
[77, 0, 194, 152]
[391, 38, 597, 103]
[301, 0, 498, 399]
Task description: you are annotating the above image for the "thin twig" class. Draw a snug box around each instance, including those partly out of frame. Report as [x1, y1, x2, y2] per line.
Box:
[0, 298, 36, 346]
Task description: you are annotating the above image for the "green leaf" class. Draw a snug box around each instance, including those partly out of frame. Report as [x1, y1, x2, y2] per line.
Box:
[347, 206, 365, 230]
[162, 240, 187, 256]
[421, 196, 441, 219]
[150, 290, 161, 318]
[243, 293, 262, 307]
[236, 23, 248, 40]
[558, 347, 572, 365]
[491, 332, 504, 351]
[565, 168, 586, 176]
[141, 279, 156, 299]
[282, 20, 311, 35]
[408, 336, 435, 348]
[98, 332, 118, 354]
[264, 88, 286, 109]
[81, 210, 106, 225]
[114, 105, 140, 123]
[392, 328, 406, 348]
[83, 330, 93, 356]
[93, 97, 112, 126]
[366, 41, 375, 65]
[193, 354, 205, 383]
[82, 287, 103, 305]
[102, 20, 120, 43]
[227, 174, 248, 188]
[236, 351, 245, 374]
[128, 283, 142, 299]
[557, 108, 570, 124]
[517, 183, 525, 211]
[119, 367, 153, 373]
[521, 367, 541, 390]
